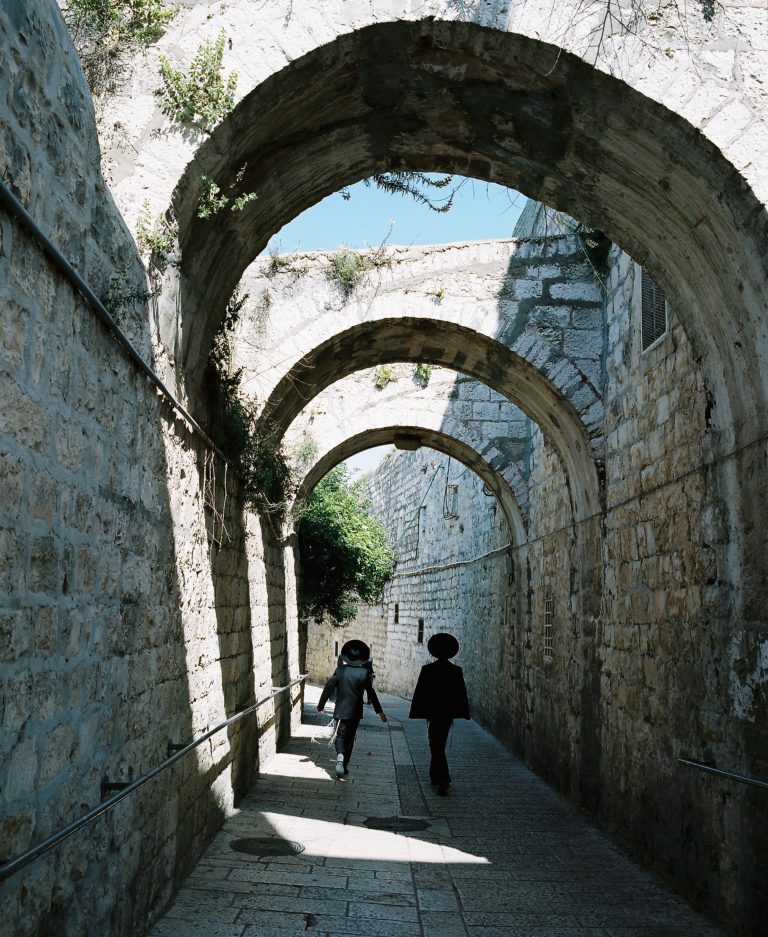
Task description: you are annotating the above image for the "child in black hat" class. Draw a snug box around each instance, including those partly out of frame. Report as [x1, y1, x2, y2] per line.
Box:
[318, 639, 387, 779]
[409, 632, 469, 795]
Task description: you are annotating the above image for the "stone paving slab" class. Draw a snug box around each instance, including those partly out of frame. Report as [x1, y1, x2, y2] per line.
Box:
[146, 685, 724, 937]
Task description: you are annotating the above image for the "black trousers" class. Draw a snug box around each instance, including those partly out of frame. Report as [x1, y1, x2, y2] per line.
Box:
[334, 716, 361, 767]
[428, 717, 453, 785]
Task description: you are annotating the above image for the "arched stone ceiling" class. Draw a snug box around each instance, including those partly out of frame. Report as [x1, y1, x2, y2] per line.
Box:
[162, 18, 768, 455]
[293, 426, 526, 549]
[283, 365, 532, 518]
[260, 318, 600, 523]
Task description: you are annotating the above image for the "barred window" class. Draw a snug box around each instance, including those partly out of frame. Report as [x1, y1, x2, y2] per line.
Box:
[444, 483, 459, 519]
[641, 268, 668, 350]
[394, 602, 399, 624]
[543, 592, 554, 661]
[417, 618, 424, 644]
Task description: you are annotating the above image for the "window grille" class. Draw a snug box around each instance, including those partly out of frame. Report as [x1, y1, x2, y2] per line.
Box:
[334, 641, 339, 657]
[641, 268, 668, 350]
[417, 619, 424, 644]
[394, 602, 399, 624]
[444, 483, 459, 519]
[543, 593, 554, 661]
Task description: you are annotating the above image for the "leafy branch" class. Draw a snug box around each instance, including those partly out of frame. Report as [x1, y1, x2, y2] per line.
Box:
[341, 171, 455, 213]
[158, 30, 237, 132]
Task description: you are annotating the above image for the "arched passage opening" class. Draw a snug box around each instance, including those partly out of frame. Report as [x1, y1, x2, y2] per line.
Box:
[164, 17, 767, 472]
[259, 318, 601, 524]
[294, 425, 527, 547]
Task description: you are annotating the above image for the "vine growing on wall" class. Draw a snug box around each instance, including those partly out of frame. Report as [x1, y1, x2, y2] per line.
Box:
[205, 286, 292, 516]
[298, 466, 394, 624]
[136, 199, 178, 257]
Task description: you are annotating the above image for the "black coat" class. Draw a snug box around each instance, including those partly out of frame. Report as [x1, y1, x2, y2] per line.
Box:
[409, 659, 470, 720]
[318, 657, 382, 721]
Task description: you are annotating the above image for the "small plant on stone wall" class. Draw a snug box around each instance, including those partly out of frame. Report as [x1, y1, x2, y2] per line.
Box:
[297, 465, 394, 624]
[157, 30, 237, 132]
[414, 363, 433, 386]
[265, 251, 292, 278]
[136, 199, 178, 257]
[63, 0, 179, 93]
[327, 248, 366, 298]
[100, 266, 154, 327]
[375, 365, 399, 390]
[196, 174, 258, 219]
[426, 285, 446, 302]
[327, 245, 390, 300]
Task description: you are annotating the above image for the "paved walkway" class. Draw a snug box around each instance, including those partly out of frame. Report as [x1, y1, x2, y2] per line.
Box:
[148, 686, 723, 937]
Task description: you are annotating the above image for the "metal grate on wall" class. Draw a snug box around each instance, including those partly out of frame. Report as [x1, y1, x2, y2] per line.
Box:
[543, 593, 554, 661]
[640, 268, 668, 350]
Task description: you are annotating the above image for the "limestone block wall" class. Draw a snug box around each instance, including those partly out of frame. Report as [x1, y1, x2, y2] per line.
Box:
[595, 253, 752, 924]
[312, 246, 765, 933]
[0, 7, 296, 936]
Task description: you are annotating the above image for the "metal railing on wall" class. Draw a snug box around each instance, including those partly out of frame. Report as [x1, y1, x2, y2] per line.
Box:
[0, 675, 307, 882]
[678, 756, 768, 791]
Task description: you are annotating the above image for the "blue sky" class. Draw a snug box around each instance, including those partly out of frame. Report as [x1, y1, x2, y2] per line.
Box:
[266, 175, 528, 474]
[264, 175, 527, 253]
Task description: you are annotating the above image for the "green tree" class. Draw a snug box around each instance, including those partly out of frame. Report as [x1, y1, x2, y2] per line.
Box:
[298, 467, 394, 624]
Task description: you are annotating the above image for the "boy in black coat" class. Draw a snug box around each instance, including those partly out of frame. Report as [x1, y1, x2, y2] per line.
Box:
[318, 639, 387, 779]
[409, 632, 469, 795]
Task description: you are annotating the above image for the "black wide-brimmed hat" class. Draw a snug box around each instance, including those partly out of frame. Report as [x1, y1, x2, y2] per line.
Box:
[427, 632, 459, 660]
[340, 639, 371, 662]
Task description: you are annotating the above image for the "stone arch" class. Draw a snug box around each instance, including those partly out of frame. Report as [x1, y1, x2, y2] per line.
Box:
[160, 16, 767, 465]
[234, 236, 605, 462]
[261, 317, 600, 524]
[294, 425, 527, 548]
[283, 365, 532, 520]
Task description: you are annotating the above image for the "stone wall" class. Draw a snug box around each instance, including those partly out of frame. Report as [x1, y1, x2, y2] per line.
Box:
[303, 245, 766, 934]
[0, 6, 296, 935]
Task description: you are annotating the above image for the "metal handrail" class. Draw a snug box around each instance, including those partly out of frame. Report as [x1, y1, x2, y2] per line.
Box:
[678, 756, 768, 790]
[0, 178, 226, 462]
[0, 675, 307, 882]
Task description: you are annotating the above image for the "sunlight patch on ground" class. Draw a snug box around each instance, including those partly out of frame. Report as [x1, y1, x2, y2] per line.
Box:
[261, 811, 491, 865]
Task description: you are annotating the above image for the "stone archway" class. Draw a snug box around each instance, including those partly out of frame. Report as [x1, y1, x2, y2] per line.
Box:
[154, 16, 767, 469]
[259, 317, 600, 523]
[294, 425, 527, 548]
[282, 364, 533, 522]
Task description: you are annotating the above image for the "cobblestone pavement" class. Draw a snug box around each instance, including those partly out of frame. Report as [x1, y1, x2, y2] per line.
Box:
[147, 686, 723, 937]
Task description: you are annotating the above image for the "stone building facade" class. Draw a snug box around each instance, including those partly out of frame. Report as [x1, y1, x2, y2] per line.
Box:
[1, 1, 767, 936]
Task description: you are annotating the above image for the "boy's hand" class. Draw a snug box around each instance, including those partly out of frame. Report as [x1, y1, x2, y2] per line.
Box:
[379, 712, 388, 723]
[317, 705, 324, 713]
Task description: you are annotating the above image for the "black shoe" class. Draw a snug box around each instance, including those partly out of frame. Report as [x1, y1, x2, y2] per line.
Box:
[335, 754, 345, 779]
